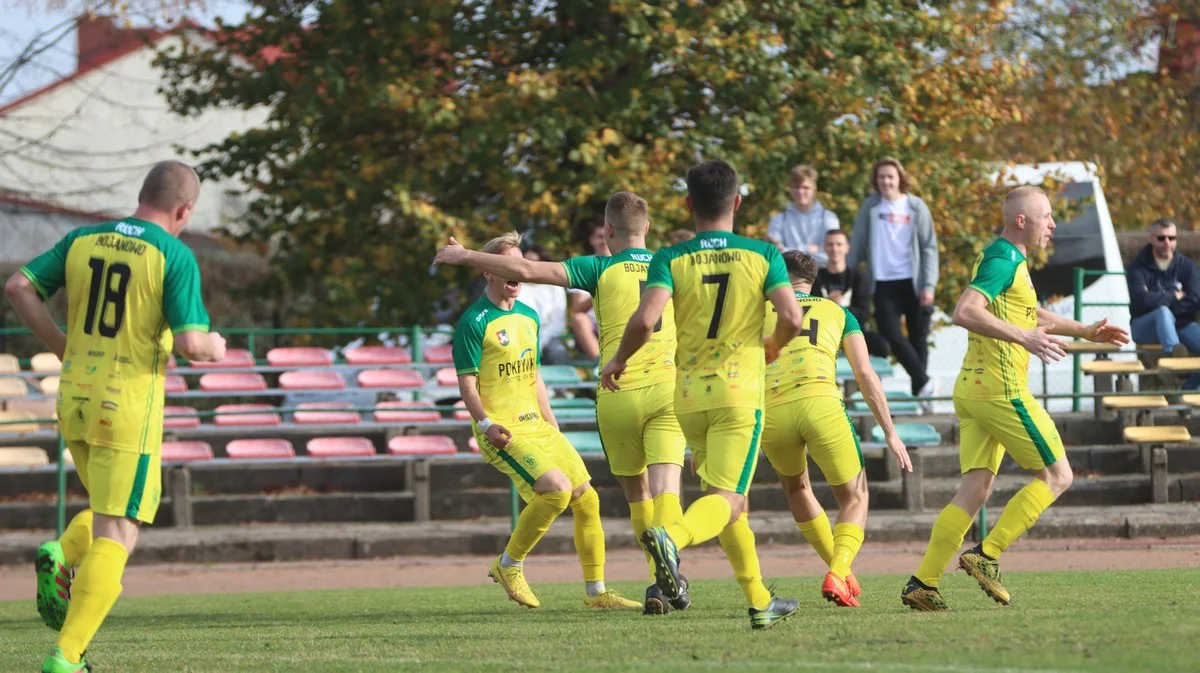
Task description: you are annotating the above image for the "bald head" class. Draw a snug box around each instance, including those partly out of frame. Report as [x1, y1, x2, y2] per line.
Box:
[1002, 185, 1056, 251]
[138, 161, 200, 213]
[1002, 185, 1048, 227]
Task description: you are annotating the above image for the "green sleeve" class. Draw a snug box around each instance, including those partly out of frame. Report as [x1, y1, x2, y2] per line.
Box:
[841, 307, 862, 338]
[968, 254, 1019, 303]
[762, 244, 790, 296]
[561, 256, 605, 294]
[162, 241, 210, 333]
[452, 310, 485, 375]
[20, 233, 74, 300]
[646, 249, 674, 293]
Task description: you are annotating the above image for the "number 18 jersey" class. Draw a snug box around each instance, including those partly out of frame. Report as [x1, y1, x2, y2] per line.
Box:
[646, 230, 790, 413]
[21, 218, 210, 454]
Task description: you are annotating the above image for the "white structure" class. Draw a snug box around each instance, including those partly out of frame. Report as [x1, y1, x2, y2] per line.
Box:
[0, 17, 268, 261]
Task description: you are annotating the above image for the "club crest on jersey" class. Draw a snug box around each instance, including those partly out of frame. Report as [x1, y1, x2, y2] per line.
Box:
[496, 330, 509, 346]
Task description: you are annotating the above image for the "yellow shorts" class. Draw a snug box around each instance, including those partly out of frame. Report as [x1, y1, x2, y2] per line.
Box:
[676, 407, 762, 495]
[955, 393, 1066, 474]
[596, 383, 687, 477]
[761, 396, 863, 486]
[67, 441, 162, 524]
[473, 421, 591, 503]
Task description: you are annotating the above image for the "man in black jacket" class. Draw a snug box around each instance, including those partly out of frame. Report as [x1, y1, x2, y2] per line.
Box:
[1127, 219, 1200, 386]
[811, 230, 890, 358]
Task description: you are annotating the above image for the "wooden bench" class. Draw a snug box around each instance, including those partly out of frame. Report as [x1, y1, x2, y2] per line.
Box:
[1065, 342, 1122, 359]
[1123, 425, 1191, 503]
[1081, 360, 1144, 416]
[1102, 394, 1168, 426]
[1156, 357, 1200, 373]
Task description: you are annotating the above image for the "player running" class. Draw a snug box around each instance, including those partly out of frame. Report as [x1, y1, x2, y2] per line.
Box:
[761, 250, 912, 607]
[436, 192, 691, 615]
[451, 232, 640, 611]
[902, 186, 1129, 611]
[7, 161, 226, 673]
[603, 160, 805, 630]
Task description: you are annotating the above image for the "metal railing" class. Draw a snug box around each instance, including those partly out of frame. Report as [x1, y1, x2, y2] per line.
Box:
[1072, 268, 1130, 412]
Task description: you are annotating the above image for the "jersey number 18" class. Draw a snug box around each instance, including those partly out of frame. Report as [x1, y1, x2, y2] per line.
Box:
[84, 257, 131, 337]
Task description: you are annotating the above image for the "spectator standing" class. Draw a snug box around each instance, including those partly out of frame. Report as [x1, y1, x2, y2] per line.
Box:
[519, 243, 572, 365]
[848, 157, 939, 399]
[568, 222, 610, 360]
[767, 165, 840, 265]
[811, 229, 891, 358]
[1127, 219, 1200, 387]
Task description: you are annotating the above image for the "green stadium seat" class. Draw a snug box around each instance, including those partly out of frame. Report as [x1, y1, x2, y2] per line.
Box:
[542, 365, 582, 385]
[550, 397, 597, 420]
[836, 357, 852, 378]
[868, 356, 894, 377]
[849, 391, 920, 414]
[871, 423, 941, 446]
[563, 431, 605, 454]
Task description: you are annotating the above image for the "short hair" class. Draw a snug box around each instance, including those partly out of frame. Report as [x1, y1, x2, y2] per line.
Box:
[872, 156, 911, 194]
[686, 160, 739, 221]
[1151, 218, 1178, 231]
[783, 250, 819, 285]
[1001, 185, 1048, 225]
[789, 165, 818, 184]
[668, 228, 695, 245]
[482, 231, 522, 255]
[138, 161, 200, 211]
[604, 191, 649, 235]
[824, 229, 848, 241]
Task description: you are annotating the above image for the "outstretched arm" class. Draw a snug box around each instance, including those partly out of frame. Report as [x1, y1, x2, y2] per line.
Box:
[1036, 308, 1129, 345]
[5, 273, 66, 359]
[844, 332, 911, 472]
[954, 288, 1066, 363]
[435, 237, 568, 286]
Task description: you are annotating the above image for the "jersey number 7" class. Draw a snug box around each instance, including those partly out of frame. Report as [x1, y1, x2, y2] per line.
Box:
[702, 273, 730, 338]
[84, 257, 132, 337]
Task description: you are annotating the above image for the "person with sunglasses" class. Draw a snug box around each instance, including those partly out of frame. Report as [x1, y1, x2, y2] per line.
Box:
[1127, 218, 1200, 387]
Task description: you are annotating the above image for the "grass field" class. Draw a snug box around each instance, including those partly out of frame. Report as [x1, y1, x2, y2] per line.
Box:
[3, 568, 1198, 672]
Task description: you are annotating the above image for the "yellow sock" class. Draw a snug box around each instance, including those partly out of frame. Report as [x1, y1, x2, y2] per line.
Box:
[914, 504, 973, 588]
[829, 522, 865, 579]
[57, 537, 128, 664]
[59, 509, 93, 569]
[796, 512, 835, 566]
[505, 491, 570, 562]
[718, 514, 773, 610]
[665, 494, 732, 550]
[982, 479, 1056, 559]
[629, 499, 655, 583]
[570, 489, 605, 583]
[652, 492, 684, 528]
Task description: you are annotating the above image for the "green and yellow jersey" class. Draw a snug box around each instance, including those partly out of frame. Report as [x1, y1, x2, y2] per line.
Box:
[452, 295, 545, 428]
[955, 237, 1037, 400]
[646, 230, 790, 413]
[562, 248, 676, 394]
[764, 292, 861, 405]
[21, 218, 210, 454]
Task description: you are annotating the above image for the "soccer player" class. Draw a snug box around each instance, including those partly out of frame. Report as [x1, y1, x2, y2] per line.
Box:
[452, 231, 640, 610]
[901, 186, 1129, 611]
[436, 192, 690, 614]
[602, 159, 805, 630]
[761, 250, 912, 607]
[6, 161, 226, 673]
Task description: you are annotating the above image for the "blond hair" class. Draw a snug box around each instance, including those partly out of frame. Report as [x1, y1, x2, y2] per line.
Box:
[1002, 186, 1048, 226]
[789, 164, 818, 185]
[138, 160, 200, 212]
[482, 231, 522, 255]
[604, 191, 649, 236]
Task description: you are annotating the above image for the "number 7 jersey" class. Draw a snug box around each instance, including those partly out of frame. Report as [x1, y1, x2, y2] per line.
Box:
[646, 230, 790, 413]
[20, 218, 210, 453]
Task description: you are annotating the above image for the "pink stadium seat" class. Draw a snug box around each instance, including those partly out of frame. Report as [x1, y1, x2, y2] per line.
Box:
[423, 344, 453, 364]
[388, 435, 457, 456]
[468, 437, 481, 453]
[226, 438, 294, 460]
[267, 347, 332, 367]
[163, 406, 200, 429]
[306, 436, 376, 458]
[214, 404, 281, 426]
[453, 400, 471, 421]
[293, 402, 361, 425]
[357, 369, 424, 389]
[189, 349, 255, 369]
[435, 367, 458, 387]
[167, 354, 177, 369]
[200, 372, 268, 392]
[344, 345, 412, 365]
[162, 441, 213, 462]
[164, 374, 188, 394]
[373, 400, 441, 423]
[279, 370, 345, 390]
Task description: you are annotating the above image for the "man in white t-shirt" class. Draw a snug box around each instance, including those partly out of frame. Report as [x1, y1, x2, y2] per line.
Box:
[520, 244, 572, 364]
[767, 164, 840, 265]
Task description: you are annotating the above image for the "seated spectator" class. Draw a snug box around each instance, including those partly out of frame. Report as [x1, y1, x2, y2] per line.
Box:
[767, 164, 840, 264]
[1127, 218, 1200, 386]
[668, 228, 695, 245]
[811, 230, 891, 358]
[519, 243, 572, 365]
[566, 222, 610, 360]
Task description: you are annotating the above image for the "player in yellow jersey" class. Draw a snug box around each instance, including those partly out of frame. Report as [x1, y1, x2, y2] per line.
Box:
[452, 232, 639, 611]
[902, 186, 1129, 611]
[6, 162, 226, 673]
[603, 160, 806, 630]
[436, 192, 691, 614]
[761, 250, 912, 607]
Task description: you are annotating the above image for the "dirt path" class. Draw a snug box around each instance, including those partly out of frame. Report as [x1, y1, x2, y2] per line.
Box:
[2, 537, 1198, 601]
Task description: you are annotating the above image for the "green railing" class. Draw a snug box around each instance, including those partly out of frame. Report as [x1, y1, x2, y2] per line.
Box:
[1072, 268, 1130, 412]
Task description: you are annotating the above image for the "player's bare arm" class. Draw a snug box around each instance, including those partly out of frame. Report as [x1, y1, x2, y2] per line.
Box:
[763, 285, 804, 364]
[535, 372, 559, 430]
[435, 237, 569, 286]
[4, 272, 66, 359]
[457, 373, 512, 447]
[601, 286, 670, 391]
[568, 293, 601, 359]
[1035, 308, 1130, 346]
[844, 332, 912, 472]
[176, 330, 226, 363]
[953, 288, 1067, 364]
